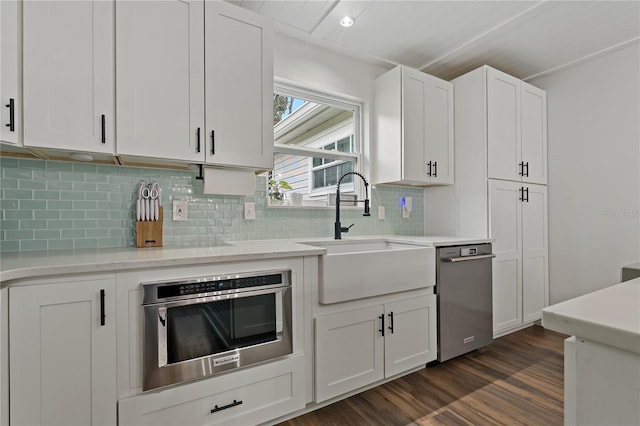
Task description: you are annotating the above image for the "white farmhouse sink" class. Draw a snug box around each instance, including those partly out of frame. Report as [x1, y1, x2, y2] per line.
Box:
[304, 239, 435, 304]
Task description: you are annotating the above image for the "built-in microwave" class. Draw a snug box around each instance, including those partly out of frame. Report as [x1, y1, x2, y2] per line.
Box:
[141, 269, 292, 391]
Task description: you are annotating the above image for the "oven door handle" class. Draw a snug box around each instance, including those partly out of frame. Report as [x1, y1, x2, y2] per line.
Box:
[442, 254, 496, 263]
[157, 307, 168, 367]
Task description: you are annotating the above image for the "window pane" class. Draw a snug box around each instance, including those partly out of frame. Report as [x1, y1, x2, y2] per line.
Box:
[337, 136, 352, 153]
[312, 157, 322, 167]
[325, 165, 338, 186]
[338, 162, 353, 182]
[273, 95, 306, 125]
[313, 169, 325, 189]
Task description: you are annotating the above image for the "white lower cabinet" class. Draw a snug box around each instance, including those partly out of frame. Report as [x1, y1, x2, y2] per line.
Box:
[9, 276, 117, 426]
[489, 180, 548, 335]
[315, 294, 436, 403]
[118, 354, 305, 426]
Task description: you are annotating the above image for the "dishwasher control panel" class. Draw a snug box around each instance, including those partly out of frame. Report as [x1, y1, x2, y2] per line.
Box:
[460, 247, 477, 257]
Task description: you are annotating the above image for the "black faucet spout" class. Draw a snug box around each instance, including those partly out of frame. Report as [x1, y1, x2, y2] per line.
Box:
[334, 172, 371, 239]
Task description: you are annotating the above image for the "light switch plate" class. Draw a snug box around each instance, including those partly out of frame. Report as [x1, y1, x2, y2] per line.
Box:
[378, 205, 385, 220]
[244, 202, 256, 220]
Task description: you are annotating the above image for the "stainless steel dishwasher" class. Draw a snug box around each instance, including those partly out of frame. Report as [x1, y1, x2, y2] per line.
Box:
[436, 243, 495, 362]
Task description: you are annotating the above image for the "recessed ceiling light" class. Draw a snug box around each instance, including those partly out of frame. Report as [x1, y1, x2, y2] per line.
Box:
[340, 16, 354, 28]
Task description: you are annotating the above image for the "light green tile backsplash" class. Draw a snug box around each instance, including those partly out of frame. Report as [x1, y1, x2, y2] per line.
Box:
[0, 158, 424, 251]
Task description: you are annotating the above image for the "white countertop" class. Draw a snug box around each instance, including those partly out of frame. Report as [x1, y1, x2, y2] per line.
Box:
[0, 235, 492, 287]
[296, 235, 493, 248]
[386, 235, 494, 247]
[0, 240, 325, 285]
[542, 278, 640, 354]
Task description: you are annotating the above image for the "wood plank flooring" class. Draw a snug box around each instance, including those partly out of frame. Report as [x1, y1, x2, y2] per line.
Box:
[278, 325, 567, 426]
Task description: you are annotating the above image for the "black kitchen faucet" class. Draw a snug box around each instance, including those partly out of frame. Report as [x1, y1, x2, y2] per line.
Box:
[334, 172, 371, 239]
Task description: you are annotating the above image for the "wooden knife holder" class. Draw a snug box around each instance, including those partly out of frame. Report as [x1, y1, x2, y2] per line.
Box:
[136, 206, 163, 248]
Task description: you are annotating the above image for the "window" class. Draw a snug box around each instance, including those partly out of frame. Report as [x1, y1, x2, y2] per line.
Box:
[312, 137, 354, 190]
[269, 83, 362, 207]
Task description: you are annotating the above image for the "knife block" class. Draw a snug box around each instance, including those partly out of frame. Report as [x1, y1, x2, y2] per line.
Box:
[136, 207, 163, 248]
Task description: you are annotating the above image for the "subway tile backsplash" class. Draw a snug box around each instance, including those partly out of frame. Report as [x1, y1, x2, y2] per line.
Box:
[0, 158, 424, 251]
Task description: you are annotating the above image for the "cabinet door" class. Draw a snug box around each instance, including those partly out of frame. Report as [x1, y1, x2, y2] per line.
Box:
[521, 83, 547, 184]
[205, 2, 273, 169]
[425, 78, 454, 184]
[522, 184, 549, 322]
[401, 67, 429, 182]
[0, 0, 21, 146]
[10, 278, 117, 426]
[315, 305, 384, 403]
[23, 0, 114, 153]
[116, 0, 205, 163]
[384, 295, 437, 377]
[487, 68, 521, 182]
[488, 180, 523, 333]
[0, 288, 7, 426]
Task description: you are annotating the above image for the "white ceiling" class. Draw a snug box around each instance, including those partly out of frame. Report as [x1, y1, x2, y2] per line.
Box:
[226, 0, 640, 81]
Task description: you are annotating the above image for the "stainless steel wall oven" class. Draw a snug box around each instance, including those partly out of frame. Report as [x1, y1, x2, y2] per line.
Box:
[142, 269, 292, 391]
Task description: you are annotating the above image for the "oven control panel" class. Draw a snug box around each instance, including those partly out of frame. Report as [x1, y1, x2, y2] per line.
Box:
[142, 270, 291, 304]
[159, 274, 282, 298]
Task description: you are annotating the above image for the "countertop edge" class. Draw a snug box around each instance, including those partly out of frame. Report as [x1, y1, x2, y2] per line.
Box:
[542, 278, 640, 355]
[0, 244, 326, 287]
[542, 310, 640, 354]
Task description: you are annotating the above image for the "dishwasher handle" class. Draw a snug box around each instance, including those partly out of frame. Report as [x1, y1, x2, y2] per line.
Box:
[442, 253, 496, 263]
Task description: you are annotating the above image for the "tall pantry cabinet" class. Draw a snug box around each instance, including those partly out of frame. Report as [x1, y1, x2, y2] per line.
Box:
[425, 65, 548, 336]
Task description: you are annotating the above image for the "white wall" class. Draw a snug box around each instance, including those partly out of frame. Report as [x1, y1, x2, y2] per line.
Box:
[531, 43, 640, 303]
[273, 34, 390, 176]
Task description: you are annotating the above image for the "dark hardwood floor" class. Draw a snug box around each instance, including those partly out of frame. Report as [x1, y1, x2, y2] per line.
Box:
[278, 325, 567, 426]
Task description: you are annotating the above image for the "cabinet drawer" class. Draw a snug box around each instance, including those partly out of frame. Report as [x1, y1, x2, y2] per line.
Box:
[119, 355, 305, 426]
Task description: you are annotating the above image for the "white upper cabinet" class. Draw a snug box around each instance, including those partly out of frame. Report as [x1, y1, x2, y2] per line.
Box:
[520, 83, 548, 184]
[116, 0, 273, 170]
[22, 0, 115, 154]
[116, 0, 205, 163]
[487, 67, 547, 184]
[373, 65, 454, 186]
[205, 1, 273, 170]
[0, 0, 21, 146]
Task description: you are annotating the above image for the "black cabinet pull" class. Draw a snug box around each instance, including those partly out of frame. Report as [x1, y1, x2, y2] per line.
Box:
[5, 98, 15, 132]
[210, 399, 243, 414]
[100, 289, 106, 326]
[196, 127, 201, 153]
[379, 314, 385, 337]
[524, 162, 529, 177]
[388, 311, 394, 334]
[518, 161, 524, 176]
[524, 187, 529, 203]
[427, 161, 432, 177]
[210, 130, 215, 155]
[433, 161, 438, 177]
[101, 114, 106, 144]
[519, 186, 524, 202]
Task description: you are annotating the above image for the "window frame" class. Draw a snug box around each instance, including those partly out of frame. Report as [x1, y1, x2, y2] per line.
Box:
[272, 81, 363, 206]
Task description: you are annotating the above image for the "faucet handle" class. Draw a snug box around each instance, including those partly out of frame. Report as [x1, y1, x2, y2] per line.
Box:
[341, 224, 355, 233]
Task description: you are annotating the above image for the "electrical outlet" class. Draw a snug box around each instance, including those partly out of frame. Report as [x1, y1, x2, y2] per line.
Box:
[244, 202, 256, 220]
[378, 205, 386, 220]
[172, 200, 187, 221]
